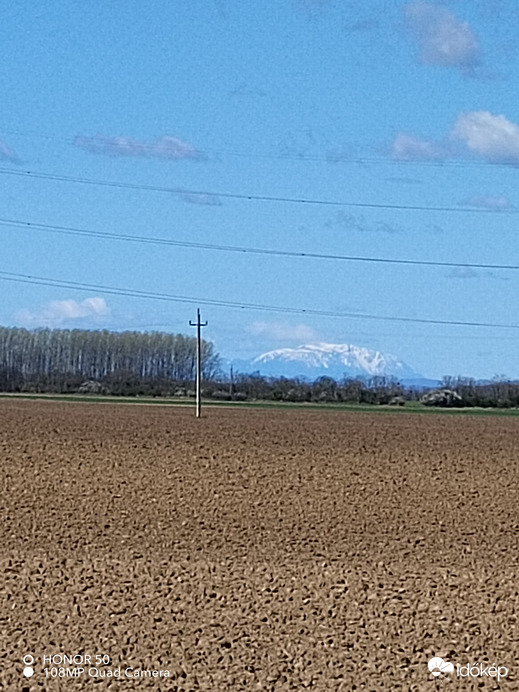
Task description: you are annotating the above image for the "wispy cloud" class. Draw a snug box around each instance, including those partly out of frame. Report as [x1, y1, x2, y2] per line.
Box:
[0, 140, 19, 163]
[325, 145, 361, 163]
[74, 135, 205, 161]
[404, 1, 481, 77]
[172, 188, 222, 206]
[459, 193, 515, 211]
[390, 132, 444, 161]
[391, 111, 519, 166]
[344, 17, 380, 33]
[16, 297, 110, 328]
[248, 321, 319, 343]
[325, 213, 402, 234]
[295, 0, 329, 17]
[229, 82, 267, 99]
[446, 267, 480, 280]
[385, 176, 424, 185]
[447, 267, 509, 282]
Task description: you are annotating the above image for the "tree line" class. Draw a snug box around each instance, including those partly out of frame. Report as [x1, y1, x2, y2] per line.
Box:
[205, 373, 519, 408]
[0, 326, 220, 394]
[437, 375, 519, 409]
[206, 373, 405, 405]
[0, 326, 517, 407]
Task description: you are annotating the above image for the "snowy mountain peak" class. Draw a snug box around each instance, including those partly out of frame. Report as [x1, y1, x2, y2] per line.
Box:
[250, 342, 418, 379]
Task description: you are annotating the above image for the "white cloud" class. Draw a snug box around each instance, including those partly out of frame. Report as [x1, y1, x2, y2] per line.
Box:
[452, 111, 519, 163]
[390, 110, 519, 165]
[390, 132, 444, 161]
[16, 297, 110, 328]
[74, 135, 205, 160]
[248, 321, 318, 343]
[404, 1, 481, 76]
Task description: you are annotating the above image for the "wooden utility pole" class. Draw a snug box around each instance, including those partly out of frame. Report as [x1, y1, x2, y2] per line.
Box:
[189, 309, 208, 417]
[229, 364, 234, 401]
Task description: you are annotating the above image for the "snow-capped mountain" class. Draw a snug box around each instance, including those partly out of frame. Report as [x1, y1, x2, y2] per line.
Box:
[244, 343, 420, 380]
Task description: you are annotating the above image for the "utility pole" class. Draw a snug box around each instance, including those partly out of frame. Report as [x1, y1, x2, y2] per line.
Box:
[189, 309, 208, 418]
[229, 364, 234, 401]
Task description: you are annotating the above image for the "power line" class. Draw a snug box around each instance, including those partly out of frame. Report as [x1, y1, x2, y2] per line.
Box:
[3, 216, 519, 271]
[2, 125, 519, 170]
[0, 269, 518, 329]
[0, 166, 515, 214]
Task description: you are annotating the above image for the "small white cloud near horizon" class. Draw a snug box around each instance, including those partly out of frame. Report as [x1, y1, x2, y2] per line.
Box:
[404, 1, 481, 76]
[248, 321, 319, 343]
[16, 297, 110, 328]
[74, 134, 205, 161]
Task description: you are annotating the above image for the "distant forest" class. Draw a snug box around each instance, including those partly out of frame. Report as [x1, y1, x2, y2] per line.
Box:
[0, 326, 518, 407]
[0, 326, 220, 395]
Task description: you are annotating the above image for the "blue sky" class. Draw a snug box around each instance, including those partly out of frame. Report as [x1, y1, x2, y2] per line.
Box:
[2, 0, 519, 379]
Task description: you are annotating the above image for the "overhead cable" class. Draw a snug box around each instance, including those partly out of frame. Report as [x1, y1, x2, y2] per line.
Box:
[0, 270, 518, 329]
[1, 125, 519, 170]
[3, 217, 519, 270]
[0, 167, 515, 214]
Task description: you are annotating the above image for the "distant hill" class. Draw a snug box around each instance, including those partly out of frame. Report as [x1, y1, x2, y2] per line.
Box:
[230, 342, 432, 384]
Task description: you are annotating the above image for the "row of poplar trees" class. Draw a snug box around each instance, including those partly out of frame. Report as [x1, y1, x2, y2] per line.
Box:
[0, 326, 220, 392]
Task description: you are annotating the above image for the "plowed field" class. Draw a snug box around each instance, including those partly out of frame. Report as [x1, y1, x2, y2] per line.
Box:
[1, 399, 517, 690]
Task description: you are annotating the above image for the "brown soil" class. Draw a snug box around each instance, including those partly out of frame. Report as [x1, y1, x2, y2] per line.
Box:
[1, 400, 517, 690]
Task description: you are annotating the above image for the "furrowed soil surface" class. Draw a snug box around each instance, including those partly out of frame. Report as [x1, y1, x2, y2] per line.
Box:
[1, 400, 517, 691]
